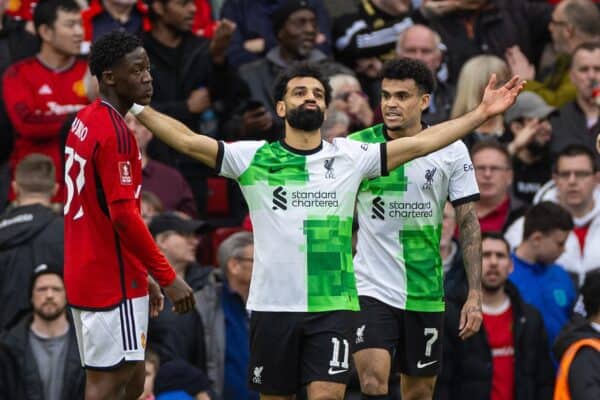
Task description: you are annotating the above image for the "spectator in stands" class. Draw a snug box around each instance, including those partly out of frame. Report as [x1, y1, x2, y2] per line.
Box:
[239, 0, 351, 122]
[143, 0, 236, 214]
[147, 212, 212, 371]
[321, 110, 350, 142]
[195, 231, 257, 400]
[142, 190, 165, 226]
[221, 0, 332, 67]
[0, 3, 39, 211]
[436, 232, 554, 400]
[396, 24, 454, 125]
[451, 55, 511, 149]
[0, 263, 85, 400]
[419, 0, 552, 84]
[154, 359, 212, 400]
[81, 0, 150, 51]
[333, 0, 418, 101]
[2, 0, 88, 203]
[0, 154, 63, 331]
[550, 42, 600, 164]
[505, 145, 600, 289]
[126, 114, 197, 217]
[328, 74, 373, 131]
[553, 271, 600, 400]
[510, 201, 576, 351]
[471, 141, 525, 233]
[139, 349, 160, 400]
[507, 0, 600, 107]
[504, 92, 556, 203]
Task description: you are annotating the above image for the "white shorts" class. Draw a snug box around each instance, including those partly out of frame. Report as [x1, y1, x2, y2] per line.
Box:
[71, 295, 149, 369]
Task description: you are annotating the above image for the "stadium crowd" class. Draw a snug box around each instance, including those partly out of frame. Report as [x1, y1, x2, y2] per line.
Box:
[0, 0, 600, 399]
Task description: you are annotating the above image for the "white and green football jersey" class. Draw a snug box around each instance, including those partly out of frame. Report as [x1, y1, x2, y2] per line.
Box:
[217, 138, 385, 312]
[349, 124, 479, 312]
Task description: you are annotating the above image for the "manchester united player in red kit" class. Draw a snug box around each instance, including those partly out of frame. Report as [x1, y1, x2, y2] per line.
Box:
[64, 31, 195, 400]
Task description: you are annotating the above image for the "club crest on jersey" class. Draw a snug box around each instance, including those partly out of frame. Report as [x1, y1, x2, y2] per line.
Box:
[253, 366, 263, 384]
[422, 167, 437, 190]
[118, 161, 133, 185]
[324, 157, 335, 179]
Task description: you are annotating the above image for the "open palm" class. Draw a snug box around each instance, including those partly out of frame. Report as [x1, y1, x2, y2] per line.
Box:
[480, 74, 525, 118]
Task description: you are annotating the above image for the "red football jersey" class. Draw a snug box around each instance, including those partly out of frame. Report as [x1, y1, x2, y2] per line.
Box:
[64, 100, 165, 309]
[2, 56, 89, 202]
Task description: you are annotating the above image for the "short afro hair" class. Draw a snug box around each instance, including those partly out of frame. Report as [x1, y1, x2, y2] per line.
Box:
[272, 62, 332, 105]
[89, 31, 143, 78]
[380, 58, 436, 94]
[581, 270, 600, 317]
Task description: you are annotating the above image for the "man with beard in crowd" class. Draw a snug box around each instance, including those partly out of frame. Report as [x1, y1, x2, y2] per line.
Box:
[129, 62, 523, 399]
[0, 263, 85, 399]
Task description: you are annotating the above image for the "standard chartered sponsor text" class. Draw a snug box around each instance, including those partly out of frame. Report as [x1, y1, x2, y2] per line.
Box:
[388, 201, 433, 218]
[291, 190, 339, 208]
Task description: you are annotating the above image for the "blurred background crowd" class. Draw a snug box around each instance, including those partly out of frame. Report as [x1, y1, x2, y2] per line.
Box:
[0, 0, 600, 399]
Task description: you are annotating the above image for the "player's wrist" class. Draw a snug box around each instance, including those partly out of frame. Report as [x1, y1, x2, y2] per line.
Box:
[129, 103, 145, 116]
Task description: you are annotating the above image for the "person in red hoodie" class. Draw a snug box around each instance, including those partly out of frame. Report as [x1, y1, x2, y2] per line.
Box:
[2, 0, 89, 203]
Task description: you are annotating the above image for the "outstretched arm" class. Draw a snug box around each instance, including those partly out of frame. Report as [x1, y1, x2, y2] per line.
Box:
[455, 201, 482, 340]
[131, 105, 220, 169]
[386, 75, 524, 171]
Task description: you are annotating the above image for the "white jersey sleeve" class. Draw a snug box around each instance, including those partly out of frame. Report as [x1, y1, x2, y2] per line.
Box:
[217, 140, 266, 179]
[333, 138, 386, 180]
[448, 141, 480, 205]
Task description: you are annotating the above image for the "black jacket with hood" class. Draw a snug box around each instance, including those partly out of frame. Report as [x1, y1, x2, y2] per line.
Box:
[553, 316, 600, 399]
[0, 204, 63, 330]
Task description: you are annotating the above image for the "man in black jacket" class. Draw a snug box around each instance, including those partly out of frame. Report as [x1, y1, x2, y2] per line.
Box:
[143, 0, 237, 215]
[0, 154, 63, 331]
[553, 271, 600, 399]
[0, 263, 84, 400]
[436, 232, 554, 400]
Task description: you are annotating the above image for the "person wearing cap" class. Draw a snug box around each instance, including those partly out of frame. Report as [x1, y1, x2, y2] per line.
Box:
[221, 0, 332, 67]
[147, 212, 213, 372]
[0, 263, 85, 400]
[238, 0, 351, 125]
[504, 92, 556, 204]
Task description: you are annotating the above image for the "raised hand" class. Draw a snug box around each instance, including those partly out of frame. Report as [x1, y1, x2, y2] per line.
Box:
[478, 74, 525, 119]
[163, 275, 195, 314]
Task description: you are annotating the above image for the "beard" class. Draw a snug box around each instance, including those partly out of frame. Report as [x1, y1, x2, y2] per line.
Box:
[286, 104, 324, 131]
[526, 140, 550, 157]
[34, 303, 66, 322]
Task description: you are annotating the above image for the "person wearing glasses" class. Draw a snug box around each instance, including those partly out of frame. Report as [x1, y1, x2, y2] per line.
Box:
[505, 144, 600, 292]
[471, 141, 527, 233]
[195, 231, 257, 400]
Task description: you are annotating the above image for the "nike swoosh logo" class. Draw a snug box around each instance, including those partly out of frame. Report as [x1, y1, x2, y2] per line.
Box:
[327, 367, 348, 375]
[416, 360, 438, 369]
[268, 166, 285, 173]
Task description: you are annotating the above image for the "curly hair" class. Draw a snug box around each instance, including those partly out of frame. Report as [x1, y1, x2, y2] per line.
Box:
[272, 62, 332, 105]
[380, 58, 436, 94]
[89, 31, 143, 78]
[582, 271, 600, 317]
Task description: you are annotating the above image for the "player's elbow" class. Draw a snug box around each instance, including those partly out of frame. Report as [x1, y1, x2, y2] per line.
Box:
[108, 202, 136, 233]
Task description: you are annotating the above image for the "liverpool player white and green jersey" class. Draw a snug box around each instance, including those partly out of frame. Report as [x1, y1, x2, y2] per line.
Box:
[349, 124, 479, 312]
[217, 138, 386, 312]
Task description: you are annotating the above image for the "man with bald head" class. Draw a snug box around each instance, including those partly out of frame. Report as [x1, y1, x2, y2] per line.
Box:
[396, 24, 454, 125]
